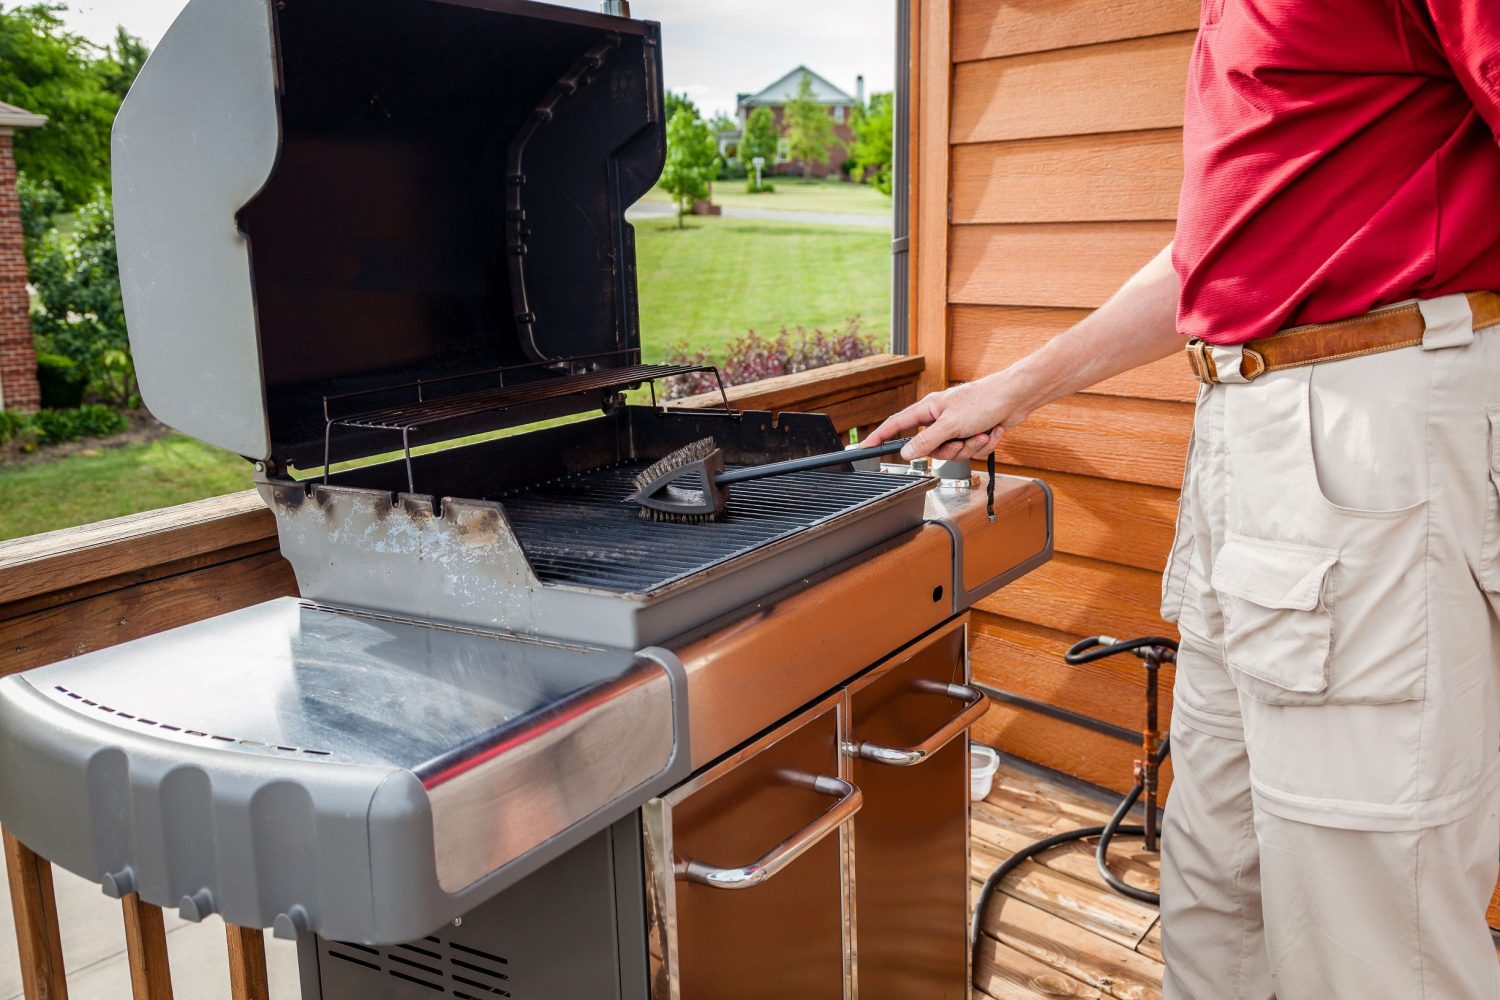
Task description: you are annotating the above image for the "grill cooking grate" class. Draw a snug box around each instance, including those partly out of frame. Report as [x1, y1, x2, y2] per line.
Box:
[497, 461, 924, 593]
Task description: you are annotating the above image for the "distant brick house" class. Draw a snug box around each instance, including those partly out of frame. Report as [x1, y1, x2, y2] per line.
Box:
[734, 66, 862, 178]
[0, 101, 46, 412]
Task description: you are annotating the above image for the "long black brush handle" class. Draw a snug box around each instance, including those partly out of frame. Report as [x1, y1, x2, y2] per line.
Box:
[715, 438, 913, 486]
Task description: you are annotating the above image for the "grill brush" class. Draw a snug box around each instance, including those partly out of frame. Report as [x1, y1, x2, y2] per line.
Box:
[629, 437, 915, 523]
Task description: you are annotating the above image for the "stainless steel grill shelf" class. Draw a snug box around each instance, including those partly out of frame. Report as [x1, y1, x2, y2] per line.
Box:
[320, 351, 731, 492]
[499, 462, 920, 593]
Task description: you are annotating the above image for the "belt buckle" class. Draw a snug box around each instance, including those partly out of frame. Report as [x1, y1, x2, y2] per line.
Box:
[1185, 339, 1219, 384]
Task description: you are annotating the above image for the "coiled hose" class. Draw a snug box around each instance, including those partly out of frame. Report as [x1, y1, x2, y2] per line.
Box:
[971, 635, 1178, 955]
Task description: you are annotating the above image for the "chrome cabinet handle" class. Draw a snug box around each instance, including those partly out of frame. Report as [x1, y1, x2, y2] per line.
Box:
[848, 681, 989, 767]
[675, 775, 862, 891]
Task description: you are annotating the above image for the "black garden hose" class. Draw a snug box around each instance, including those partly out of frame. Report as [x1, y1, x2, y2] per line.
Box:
[971, 636, 1177, 958]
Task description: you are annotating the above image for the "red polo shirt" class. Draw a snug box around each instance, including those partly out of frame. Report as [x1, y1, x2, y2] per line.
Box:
[1175, 0, 1500, 345]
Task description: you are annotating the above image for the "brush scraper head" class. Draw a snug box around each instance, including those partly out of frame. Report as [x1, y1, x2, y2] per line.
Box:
[629, 438, 730, 523]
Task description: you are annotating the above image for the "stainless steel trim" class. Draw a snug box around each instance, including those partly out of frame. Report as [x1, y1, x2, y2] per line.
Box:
[838, 691, 857, 1000]
[846, 681, 988, 767]
[426, 657, 675, 893]
[676, 776, 862, 890]
[642, 798, 680, 1000]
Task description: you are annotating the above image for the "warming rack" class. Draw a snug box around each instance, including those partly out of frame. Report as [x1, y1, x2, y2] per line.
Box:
[320, 349, 734, 492]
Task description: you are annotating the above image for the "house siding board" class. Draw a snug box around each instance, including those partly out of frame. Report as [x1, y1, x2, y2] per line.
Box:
[951, 130, 1184, 224]
[950, 33, 1195, 145]
[923, 3, 1192, 799]
[950, 305, 1196, 403]
[953, 0, 1199, 63]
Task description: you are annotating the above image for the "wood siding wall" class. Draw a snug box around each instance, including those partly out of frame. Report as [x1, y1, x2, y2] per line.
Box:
[924, 0, 1201, 793]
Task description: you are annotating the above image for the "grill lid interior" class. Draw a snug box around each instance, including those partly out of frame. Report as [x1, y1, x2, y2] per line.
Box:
[115, 0, 666, 467]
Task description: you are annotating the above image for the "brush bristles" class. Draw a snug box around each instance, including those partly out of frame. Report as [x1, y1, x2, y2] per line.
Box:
[632, 437, 729, 523]
[632, 437, 718, 495]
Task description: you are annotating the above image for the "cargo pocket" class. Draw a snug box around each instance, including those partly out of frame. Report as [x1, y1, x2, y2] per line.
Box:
[1211, 533, 1337, 698]
[1484, 408, 1500, 594]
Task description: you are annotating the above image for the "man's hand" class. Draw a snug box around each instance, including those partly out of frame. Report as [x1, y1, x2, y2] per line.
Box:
[864, 373, 1029, 461]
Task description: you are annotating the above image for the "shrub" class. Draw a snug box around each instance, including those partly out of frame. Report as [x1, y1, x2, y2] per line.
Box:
[34, 352, 86, 408]
[745, 180, 775, 195]
[659, 317, 880, 401]
[29, 189, 138, 407]
[0, 409, 31, 446]
[29, 404, 128, 446]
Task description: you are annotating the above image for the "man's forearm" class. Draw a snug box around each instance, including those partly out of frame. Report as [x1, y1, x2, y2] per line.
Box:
[864, 242, 1185, 459]
[992, 243, 1183, 416]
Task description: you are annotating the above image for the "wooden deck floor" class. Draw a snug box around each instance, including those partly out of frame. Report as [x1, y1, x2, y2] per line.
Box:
[971, 757, 1164, 1000]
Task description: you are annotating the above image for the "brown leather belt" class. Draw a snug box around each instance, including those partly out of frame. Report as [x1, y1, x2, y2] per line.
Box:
[1185, 291, 1500, 384]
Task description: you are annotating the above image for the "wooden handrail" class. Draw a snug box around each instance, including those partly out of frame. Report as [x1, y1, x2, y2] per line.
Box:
[669, 353, 924, 433]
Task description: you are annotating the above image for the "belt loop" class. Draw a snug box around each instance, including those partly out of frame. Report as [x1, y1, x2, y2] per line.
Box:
[1418, 294, 1474, 351]
[1209, 344, 1251, 384]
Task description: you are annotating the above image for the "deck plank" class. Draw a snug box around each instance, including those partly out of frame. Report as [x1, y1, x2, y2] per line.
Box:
[972, 759, 1166, 1000]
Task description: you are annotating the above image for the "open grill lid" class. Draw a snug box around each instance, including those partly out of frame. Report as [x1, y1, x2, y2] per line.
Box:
[114, 0, 667, 468]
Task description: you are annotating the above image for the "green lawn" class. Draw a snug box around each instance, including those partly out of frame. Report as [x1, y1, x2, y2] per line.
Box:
[640, 178, 893, 217]
[0, 434, 251, 542]
[2, 214, 890, 540]
[636, 215, 891, 358]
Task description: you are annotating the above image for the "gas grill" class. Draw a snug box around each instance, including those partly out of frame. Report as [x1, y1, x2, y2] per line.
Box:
[0, 0, 1053, 997]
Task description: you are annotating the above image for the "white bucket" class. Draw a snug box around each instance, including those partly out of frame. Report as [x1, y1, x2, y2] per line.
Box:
[970, 743, 999, 802]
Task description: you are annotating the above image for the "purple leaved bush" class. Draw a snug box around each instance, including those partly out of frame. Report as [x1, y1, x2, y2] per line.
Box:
[659, 317, 879, 401]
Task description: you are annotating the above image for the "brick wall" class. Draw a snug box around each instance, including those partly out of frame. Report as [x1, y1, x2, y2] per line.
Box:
[0, 130, 40, 412]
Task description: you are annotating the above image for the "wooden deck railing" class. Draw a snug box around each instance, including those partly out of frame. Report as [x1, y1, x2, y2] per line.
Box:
[0, 354, 923, 998]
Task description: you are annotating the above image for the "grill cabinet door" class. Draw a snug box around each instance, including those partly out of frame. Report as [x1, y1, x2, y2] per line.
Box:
[644, 694, 855, 1000]
[847, 618, 979, 1000]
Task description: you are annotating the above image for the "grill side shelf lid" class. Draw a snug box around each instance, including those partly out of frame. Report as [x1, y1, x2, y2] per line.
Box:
[115, 0, 668, 468]
[0, 598, 690, 944]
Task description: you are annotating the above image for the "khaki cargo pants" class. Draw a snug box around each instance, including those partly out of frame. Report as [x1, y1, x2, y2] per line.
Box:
[1158, 294, 1500, 999]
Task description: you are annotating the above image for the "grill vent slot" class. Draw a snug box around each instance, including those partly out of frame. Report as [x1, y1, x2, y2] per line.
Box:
[322, 936, 514, 997]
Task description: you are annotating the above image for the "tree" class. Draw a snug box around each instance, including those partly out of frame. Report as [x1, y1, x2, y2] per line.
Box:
[659, 107, 720, 227]
[850, 92, 895, 195]
[29, 189, 135, 406]
[0, 5, 149, 205]
[16, 171, 63, 265]
[741, 106, 779, 168]
[664, 90, 699, 124]
[98, 25, 150, 100]
[784, 75, 835, 179]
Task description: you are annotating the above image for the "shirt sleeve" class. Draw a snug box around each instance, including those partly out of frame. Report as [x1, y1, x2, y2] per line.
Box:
[1422, 0, 1500, 141]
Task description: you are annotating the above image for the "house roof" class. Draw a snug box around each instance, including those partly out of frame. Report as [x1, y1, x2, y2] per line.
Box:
[738, 66, 857, 109]
[0, 101, 47, 129]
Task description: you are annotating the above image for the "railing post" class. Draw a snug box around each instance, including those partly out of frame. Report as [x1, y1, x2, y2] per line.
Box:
[226, 925, 271, 1000]
[121, 893, 174, 999]
[3, 828, 69, 1000]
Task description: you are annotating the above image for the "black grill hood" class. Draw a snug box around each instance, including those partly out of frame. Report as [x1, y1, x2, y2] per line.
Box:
[115, 0, 666, 468]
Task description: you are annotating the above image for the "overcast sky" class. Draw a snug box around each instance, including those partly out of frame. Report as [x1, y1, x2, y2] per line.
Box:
[58, 0, 896, 119]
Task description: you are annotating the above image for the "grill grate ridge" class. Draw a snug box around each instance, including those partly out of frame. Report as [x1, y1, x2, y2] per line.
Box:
[497, 462, 923, 593]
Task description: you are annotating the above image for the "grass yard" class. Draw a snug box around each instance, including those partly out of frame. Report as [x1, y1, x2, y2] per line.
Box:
[640, 178, 893, 217]
[0, 435, 249, 542]
[1, 213, 890, 540]
[635, 215, 891, 358]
